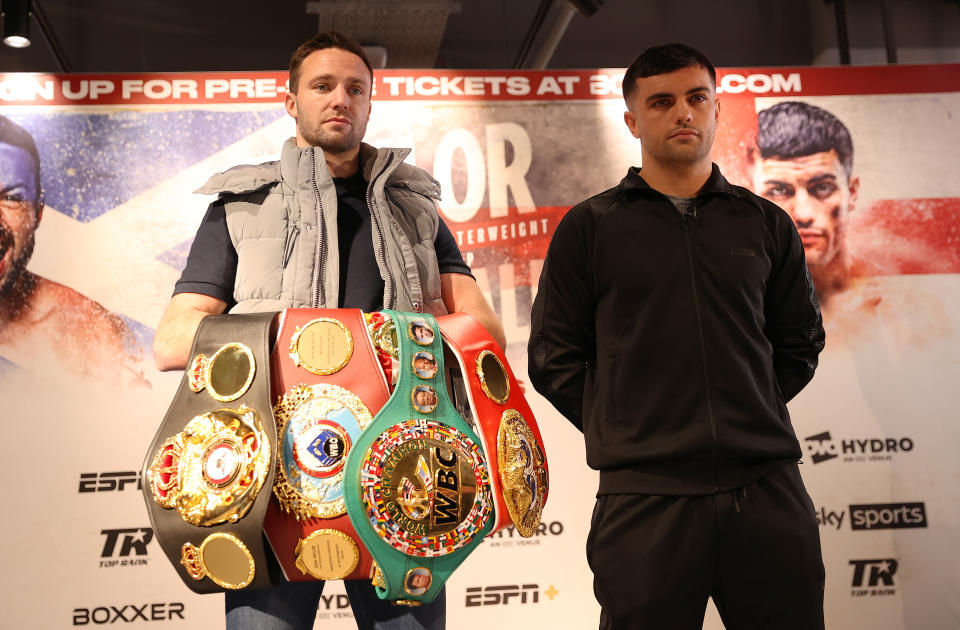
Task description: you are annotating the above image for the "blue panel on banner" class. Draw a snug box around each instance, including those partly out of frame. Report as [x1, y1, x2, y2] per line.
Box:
[119, 314, 155, 355]
[156, 238, 194, 273]
[3, 109, 286, 223]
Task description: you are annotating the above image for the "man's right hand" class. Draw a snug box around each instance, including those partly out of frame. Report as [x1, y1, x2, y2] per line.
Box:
[152, 293, 227, 371]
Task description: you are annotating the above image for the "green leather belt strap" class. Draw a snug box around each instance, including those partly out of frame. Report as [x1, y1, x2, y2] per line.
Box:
[344, 310, 494, 604]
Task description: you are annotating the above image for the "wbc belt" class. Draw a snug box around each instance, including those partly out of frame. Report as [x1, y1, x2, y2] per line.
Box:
[436, 312, 549, 536]
[264, 309, 389, 582]
[344, 310, 494, 605]
[141, 312, 277, 592]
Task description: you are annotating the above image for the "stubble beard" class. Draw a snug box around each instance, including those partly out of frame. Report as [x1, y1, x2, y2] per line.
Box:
[300, 118, 367, 155]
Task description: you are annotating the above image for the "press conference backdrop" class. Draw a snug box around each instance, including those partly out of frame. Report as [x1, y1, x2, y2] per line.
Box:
[0, 64, 957, 630]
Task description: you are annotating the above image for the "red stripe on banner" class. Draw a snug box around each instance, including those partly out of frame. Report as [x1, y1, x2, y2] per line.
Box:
[851, 198, 960, 276]
[442, 206, 568, 260]
[1, 65, 957, 106]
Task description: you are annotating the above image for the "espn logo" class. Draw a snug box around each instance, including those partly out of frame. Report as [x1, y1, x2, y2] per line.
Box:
[466, 584, 539, 606]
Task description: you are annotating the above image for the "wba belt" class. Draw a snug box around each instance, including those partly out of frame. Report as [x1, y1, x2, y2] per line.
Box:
[141, 312, 277, 592]
[437, 312, 549, 536]
[264, 308, 388, 582]
[344, 310, 494, 605]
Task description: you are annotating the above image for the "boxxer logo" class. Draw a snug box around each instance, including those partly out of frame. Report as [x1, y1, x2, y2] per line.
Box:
[99, 528, 152, 567]
[72, 603, 184, 625]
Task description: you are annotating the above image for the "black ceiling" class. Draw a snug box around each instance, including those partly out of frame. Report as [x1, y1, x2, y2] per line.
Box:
[0, 0, 957, 74]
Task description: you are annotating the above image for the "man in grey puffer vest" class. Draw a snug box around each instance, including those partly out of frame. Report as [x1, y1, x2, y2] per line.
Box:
[153, 31, 505, 630]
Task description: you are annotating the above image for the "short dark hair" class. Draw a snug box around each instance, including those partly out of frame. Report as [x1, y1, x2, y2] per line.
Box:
[622, 43, 716, 104]
[0, 115, 41, 202]
[288, 31, 374, 94]
[756, 101, 854, 178]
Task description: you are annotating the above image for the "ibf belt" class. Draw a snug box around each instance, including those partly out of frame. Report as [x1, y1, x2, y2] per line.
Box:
[344, 310, 494, 605]
[437, 312, 549, 536]
[263, 309, 389, 582]
[141, 312, 277, 593]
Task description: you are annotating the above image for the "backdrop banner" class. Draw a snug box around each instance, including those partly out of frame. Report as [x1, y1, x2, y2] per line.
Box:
[1, 64, 957, 630]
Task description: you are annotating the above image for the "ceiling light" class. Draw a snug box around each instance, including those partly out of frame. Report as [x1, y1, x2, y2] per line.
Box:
[2, 0, 32, 48]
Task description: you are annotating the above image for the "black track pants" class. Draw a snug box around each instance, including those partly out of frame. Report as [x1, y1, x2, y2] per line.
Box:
[586, 463, 824, 630]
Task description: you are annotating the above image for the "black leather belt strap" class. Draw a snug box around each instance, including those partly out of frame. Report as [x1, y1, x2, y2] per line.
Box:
[141, 312, 278, 593]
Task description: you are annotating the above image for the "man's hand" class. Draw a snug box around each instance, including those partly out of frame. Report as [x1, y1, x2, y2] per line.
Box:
[153, 293, 227, 371]
[440, 273, 507, 350]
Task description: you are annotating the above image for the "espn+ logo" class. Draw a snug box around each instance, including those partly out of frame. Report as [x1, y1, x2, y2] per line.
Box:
[465, 584, 558, 606]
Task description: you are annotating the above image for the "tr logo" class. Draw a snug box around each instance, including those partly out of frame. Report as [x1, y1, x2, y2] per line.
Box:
[100, 528, 153, 558]
[850, 559, 897, 587]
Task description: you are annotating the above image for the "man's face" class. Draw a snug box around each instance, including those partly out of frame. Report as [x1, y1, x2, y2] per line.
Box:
[623, 65, 719, 168]
[752, 150, 859, 267]
[0, 143, 42, 298]
[285, 48, 372, 153]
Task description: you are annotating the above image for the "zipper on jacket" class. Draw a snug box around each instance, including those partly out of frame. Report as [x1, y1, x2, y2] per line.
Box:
[367, 151, 397, 309]
[681, 205, 720, 493]
[310, 149, 327, 308]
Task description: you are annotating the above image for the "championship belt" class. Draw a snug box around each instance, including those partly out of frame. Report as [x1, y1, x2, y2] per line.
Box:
[344, 311, 494, 605]
[264, 309, 389, 582]
[141, 312, 277, 592]
[436, 312, 549, 536]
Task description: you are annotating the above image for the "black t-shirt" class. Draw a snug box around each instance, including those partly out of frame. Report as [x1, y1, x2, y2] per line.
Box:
[174, 172, 471, 310]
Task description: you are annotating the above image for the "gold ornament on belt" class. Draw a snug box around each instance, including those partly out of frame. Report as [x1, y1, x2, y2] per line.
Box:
[497, 410, 548, 537]
[147, 405, 271, 526]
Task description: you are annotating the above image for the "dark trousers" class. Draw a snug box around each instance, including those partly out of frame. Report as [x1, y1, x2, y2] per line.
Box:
[586, 463, 824, 630]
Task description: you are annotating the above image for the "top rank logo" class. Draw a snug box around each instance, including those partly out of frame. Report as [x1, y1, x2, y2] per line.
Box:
[803, 431, 914, 464]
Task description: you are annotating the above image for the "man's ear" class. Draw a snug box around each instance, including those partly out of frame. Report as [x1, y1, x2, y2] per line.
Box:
[284, 92, 298, 119]
[847, 175, 860, 213]
[715, 97, 720, 125]
[35, 193, 44, 223]
[623, 110, 640, 138]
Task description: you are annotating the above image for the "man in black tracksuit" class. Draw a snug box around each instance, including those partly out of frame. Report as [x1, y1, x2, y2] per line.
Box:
[528, 44, 826, 629]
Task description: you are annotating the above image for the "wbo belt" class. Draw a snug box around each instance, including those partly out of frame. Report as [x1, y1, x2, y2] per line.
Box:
[436, 312, 549, 536]
[344, 310, 494, 605]
[264, 308, 389, 582]
[141, 312, 277, 592]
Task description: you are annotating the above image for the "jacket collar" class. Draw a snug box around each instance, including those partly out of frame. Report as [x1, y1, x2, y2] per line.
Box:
[620, 163, 739, 198]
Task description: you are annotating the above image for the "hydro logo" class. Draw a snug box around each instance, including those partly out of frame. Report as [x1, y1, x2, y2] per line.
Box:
[79, 471, 141, 492]
[100, 528, 153, 567]
[850, 559, 897, 597]
[803, 431, 914, 464]
[849, 503, 928, 530]
[315, 593, 354, 621]
[72, 603, 184, 625]
[485, 521, 563, 548]
[465, 584, 558, 606]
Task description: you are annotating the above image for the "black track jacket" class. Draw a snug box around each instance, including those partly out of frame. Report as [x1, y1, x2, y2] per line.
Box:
[528, 164, 825, 495]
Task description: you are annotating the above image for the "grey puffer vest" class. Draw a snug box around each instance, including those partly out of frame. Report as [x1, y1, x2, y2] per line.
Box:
[195, 139, 447, 316]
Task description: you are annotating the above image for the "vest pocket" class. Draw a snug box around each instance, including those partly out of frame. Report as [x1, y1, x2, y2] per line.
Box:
[282, 223, 299, 267]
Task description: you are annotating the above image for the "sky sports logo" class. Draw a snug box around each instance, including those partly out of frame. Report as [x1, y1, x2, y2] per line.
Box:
[849, 503, 928, 530]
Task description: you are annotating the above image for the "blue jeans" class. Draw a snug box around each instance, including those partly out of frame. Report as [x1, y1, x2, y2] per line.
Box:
[225, 580, 445, 630]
